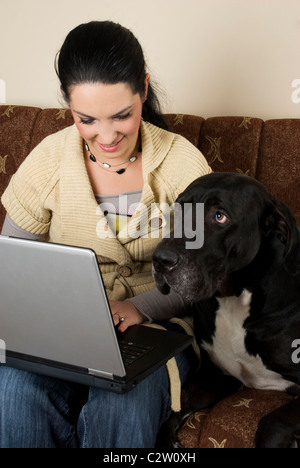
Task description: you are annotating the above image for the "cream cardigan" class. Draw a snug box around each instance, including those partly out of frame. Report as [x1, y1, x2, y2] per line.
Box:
[2, 120, 211, 301]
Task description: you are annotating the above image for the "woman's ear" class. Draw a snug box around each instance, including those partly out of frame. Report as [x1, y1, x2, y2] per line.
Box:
[143, 73, 150, 102]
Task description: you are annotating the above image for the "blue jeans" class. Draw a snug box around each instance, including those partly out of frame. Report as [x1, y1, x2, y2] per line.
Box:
[0, 327, 196, 448]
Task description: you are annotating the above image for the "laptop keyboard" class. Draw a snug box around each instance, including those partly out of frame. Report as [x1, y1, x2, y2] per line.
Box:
[119, 340, 154, 366]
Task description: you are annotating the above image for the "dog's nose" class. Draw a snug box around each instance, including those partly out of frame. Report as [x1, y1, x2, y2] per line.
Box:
[153, 249, 179, 273]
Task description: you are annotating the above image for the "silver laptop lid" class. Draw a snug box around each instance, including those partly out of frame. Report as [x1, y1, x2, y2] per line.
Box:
[0, 236, 126, 378]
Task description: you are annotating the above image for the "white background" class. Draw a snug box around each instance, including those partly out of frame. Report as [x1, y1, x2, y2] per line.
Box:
[1, 0, 300, 119]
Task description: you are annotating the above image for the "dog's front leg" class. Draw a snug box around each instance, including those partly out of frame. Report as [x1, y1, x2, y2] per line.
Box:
[255, 396, 300, 448]
[156, 353, 241, 448]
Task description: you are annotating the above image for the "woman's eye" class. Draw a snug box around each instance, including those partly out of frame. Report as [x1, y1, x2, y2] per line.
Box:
[80, 118, 95, 125]
[215, 212, 228, 224]
[115, 112, 131, 121]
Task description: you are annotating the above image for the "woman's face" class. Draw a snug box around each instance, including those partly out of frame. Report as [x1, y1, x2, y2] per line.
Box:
[69, 79, 148, 162]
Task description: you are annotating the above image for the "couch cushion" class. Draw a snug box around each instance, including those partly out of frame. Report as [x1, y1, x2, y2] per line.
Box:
[177, 387, 297, 448]
[0, 105, 42, 228]
[163, 114, 204, 148]
[198, 116, 263, 178]
[256, 119, 300, 225]
[29, 108, 73, 151]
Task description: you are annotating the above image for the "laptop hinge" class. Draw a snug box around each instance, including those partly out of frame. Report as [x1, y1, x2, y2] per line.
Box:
[88, 368, 114, 380]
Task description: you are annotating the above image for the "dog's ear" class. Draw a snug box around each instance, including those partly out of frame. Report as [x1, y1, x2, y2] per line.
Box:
[264, 198, 299, 274]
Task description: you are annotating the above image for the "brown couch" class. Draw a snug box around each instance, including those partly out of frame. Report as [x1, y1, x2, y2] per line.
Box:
[0, 105, 299, 448]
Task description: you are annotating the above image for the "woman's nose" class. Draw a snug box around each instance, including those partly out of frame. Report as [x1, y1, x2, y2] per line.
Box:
[95, 121, 118, 144]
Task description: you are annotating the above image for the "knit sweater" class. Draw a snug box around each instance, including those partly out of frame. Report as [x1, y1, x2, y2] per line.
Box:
[1, 120, 211, 301]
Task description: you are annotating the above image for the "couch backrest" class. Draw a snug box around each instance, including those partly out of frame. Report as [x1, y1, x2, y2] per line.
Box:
[166, 114, 300, 224]
[1, 105, 300, 230]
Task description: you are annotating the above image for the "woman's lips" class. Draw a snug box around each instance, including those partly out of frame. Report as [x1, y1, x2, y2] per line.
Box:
[97, 137, 124, 153]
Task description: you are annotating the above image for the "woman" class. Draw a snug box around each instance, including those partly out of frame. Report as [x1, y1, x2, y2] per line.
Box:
[0, 21, 211, 448]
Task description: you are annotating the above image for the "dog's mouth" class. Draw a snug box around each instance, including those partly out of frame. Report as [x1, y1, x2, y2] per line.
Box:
[152, 268, 171, 296]
[153, 263, 220, 303]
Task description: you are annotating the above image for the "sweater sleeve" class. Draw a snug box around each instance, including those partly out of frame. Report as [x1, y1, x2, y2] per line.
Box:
[126, 287, 192, 322]
[1, 133, 60, 235]
[1, 213, 46, 241]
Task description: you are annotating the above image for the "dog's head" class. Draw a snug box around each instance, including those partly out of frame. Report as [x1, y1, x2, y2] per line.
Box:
[153, 172, 299, 302]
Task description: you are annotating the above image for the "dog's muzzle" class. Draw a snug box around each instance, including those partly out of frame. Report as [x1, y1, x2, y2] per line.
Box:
[152, 249, 180, 274]
[152, 249, 181, 295]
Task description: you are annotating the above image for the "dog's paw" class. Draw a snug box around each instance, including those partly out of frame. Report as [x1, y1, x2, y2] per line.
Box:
[156, 437, 183, 449]
[155, 413, 185, 448]
[172, 439, 184, 449]
[155, 427, 183, 449]
[155, 433, 182, 449]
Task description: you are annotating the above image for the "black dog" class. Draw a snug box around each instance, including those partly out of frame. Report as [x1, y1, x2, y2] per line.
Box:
[153, 172, 300, 448]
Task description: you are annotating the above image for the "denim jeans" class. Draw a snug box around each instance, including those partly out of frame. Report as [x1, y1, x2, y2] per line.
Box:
[0, 326, 196, 448]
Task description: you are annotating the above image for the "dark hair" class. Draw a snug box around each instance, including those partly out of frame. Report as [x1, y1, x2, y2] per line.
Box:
[55, 21, 167, 130]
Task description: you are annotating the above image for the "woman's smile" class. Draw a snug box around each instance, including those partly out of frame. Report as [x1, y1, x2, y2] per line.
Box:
[97, 136, 125, 153]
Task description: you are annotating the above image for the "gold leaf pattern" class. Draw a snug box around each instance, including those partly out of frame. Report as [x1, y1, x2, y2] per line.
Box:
[208, 437, 227, 448]
[236, 168, 250, 176]
[173, 114, 184, 126]
[2, 106, 15, 117]
[206, 135, 223, 164]
[239, 117, 252, 129]
[0, 155, 8, 174]
[233, 398, 253, 408]
[56, 109, 67, 120]
[184, 410, 208, 429]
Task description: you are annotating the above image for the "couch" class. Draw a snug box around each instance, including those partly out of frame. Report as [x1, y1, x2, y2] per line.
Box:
[0, 105, 299, 448]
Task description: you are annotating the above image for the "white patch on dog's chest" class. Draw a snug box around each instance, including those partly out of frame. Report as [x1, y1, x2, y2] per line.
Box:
[201, 290, 291, 391]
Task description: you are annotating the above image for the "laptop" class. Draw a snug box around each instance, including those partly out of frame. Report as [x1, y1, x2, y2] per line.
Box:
[0, 236, 192, 393]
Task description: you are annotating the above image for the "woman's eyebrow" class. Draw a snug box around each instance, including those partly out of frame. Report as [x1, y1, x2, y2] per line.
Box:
[111, 105, 133, 118]
[73, 105, 134, 120]
[73, 110, 95, 119]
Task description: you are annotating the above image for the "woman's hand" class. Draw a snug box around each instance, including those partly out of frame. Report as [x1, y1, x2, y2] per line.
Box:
[110, 300, 146, 332]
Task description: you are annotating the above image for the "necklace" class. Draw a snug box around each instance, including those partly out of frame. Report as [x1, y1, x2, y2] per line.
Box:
[85, 142, 140, 175]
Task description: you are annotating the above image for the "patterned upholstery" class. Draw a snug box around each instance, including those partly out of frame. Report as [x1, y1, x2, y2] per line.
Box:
[1, 105, 300, 447]
[177, 387, 298, 448]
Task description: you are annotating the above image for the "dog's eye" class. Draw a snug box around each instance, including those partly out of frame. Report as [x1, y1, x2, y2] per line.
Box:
[215, 212, 228, 224]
